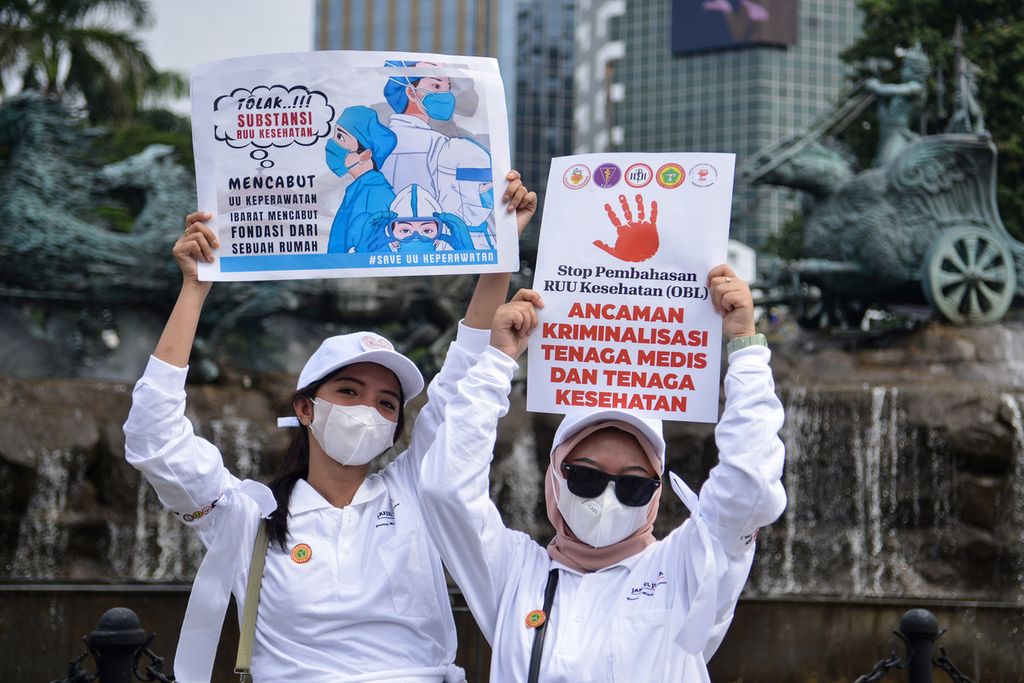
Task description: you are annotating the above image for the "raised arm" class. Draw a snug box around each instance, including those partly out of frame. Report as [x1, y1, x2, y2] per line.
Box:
[663, 265, 785, 657]
[154, 212, 217, 367]
[418, 290, 545, 641]
[463, 170, 538, 329]
[699, 264, 786, 542]
[865, 77, 925, 97]
[398, 172, 538, 476]
[123, 213, 251, 539]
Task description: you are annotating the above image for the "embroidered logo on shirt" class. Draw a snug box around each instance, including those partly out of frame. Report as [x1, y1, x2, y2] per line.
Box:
[375, 509, 396, 528]
[179, 500, 217, 523]
[626, 572, 667, 600]
[290, 543, 312, 564]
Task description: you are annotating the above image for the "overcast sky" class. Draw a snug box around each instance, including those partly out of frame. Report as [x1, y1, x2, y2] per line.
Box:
[141, 0, 316, 111]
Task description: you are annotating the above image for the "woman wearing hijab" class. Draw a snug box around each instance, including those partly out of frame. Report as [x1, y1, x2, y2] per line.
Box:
[419, 266, 786, 682]
[122, 172, 536, 683]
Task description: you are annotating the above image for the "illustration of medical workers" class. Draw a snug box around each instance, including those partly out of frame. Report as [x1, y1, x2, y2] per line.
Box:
[434, 137, 495, 248]
[325, 106, 397, 254]
[374, 184, 475, 254]
[380, 60, 455, 197]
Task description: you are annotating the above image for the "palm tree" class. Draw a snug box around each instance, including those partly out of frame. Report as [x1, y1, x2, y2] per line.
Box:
[0, 0, 185, 122]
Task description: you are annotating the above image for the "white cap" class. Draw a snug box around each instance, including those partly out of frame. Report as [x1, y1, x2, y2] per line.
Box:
[279, 332, 424, 428]
[294, 329, 422, 397]
[550, 410, 666, 474]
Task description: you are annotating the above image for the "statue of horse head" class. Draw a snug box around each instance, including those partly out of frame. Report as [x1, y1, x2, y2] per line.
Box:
[750, 138, 856, 200]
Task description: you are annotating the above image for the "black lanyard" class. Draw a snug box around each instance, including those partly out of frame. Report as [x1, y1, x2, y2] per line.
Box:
[527, 568, 560, 683]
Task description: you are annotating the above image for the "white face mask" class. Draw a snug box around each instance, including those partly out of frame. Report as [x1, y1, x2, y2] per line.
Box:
[308, 398, 397, 466]
[555, 471, 649, 548]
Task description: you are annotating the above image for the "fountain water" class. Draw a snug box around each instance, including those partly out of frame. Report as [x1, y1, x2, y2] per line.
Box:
[1, 326, 1022, 622]
[210, 410, 266, 481]
[490, 425, 544, 538]
[9, 449, 79, 578]
[745, 381, 989, 601]
[1002, 393, 1024, 603]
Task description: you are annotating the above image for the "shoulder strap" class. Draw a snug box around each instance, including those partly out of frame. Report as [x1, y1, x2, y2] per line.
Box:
[234, 521, 270, 680]
[527, 568, 560, 683]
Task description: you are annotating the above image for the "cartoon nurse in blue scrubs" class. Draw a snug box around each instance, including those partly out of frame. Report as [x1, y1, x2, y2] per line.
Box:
[325, 106, 398, 254]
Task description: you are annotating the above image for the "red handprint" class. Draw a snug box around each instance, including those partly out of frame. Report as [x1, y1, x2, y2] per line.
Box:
[593, 194, 660, 263]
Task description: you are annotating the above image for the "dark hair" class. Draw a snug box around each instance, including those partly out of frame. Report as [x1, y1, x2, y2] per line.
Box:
[265, 369, 406, 550]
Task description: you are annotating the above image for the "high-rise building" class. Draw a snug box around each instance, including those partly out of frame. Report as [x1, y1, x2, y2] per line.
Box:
[314, 1, 577, 254]
[512, 0, 576, 236]
[313, 0, 517, 146]
[574, 0, 862, 246]
[314, 0, 508, 59]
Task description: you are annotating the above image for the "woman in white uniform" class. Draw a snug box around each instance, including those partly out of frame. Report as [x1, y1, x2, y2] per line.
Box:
[419, 267, 786, 682]
[122, 172, 536, 683]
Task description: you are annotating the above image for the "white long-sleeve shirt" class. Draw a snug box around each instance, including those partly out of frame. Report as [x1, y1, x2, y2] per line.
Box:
[123, 323, 490, 683]
[419, 345, 786, 682]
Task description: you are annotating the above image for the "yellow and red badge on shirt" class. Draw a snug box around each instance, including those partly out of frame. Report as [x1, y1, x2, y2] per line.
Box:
[290, 543, 312, 564]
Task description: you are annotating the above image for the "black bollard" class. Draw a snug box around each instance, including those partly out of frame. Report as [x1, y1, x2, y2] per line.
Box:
[899, 608, 940, 683]
[86, 607, 147, 683]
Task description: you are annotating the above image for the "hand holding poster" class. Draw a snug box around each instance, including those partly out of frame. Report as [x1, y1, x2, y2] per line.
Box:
[190, 51, 518, 281]
[527, 153, 736, 423]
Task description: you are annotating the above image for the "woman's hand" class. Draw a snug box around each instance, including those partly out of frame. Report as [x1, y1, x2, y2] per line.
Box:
[462, 173, 536, 329]
[502, 170, 538, 236]
[707, 264, 756, 340]
[176, 211, 218, 293]
[490, 289, 544, 359]
[154, 211, 218, 366]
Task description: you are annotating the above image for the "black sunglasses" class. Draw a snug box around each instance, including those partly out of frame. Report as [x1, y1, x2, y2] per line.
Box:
[560, 462, 661, 507]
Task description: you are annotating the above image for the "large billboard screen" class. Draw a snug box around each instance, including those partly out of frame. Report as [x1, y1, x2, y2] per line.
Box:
[671, 0, 798, 55]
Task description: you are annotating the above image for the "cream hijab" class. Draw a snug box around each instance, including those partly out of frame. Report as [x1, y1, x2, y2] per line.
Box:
[545, 420, 663, 572]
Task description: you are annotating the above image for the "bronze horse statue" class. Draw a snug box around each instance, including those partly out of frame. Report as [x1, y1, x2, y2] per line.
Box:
[753, 132, 1022, 326]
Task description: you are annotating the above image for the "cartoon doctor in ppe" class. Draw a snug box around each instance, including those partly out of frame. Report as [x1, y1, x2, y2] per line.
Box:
[372, 184, 475, 254]
[434, 136, 495, 248]
[380, 60, 456, 197]
[325, 105, 398, 254]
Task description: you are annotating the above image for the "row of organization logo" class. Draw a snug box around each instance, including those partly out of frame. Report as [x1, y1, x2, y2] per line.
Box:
[563, 162, 718, 191]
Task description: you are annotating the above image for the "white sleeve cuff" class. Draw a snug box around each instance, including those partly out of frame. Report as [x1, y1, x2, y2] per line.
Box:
[696, 511, 759, 556]
[455, 319, 493, 353]
[479, 344, 520, 379]
[727, 344, 771, 366]
[143, 355, 190, 392]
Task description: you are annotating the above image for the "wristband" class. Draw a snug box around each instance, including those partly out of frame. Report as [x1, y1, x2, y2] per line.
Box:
[726, 333, 768, 355]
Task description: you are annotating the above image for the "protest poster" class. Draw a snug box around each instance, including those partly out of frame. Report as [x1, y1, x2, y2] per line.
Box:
[527, 153, 736, 423]
[190, 51, 517, 281]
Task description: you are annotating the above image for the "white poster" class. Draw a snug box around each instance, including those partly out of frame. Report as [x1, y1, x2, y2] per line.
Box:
[190, 51, 518, 281]
[527, 153, 736, 423]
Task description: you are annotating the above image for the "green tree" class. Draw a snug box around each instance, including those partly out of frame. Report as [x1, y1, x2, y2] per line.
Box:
[841, 0, 1024, 240]
[0, 0, 185, 122]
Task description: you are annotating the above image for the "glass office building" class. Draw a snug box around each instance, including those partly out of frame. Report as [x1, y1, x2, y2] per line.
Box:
[314, 0, 576, 253]
[512, 0, 575, 226]
[313, 0, 517, 150]
[574, 0, 862, 246]
[315, 0, 507, 57]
